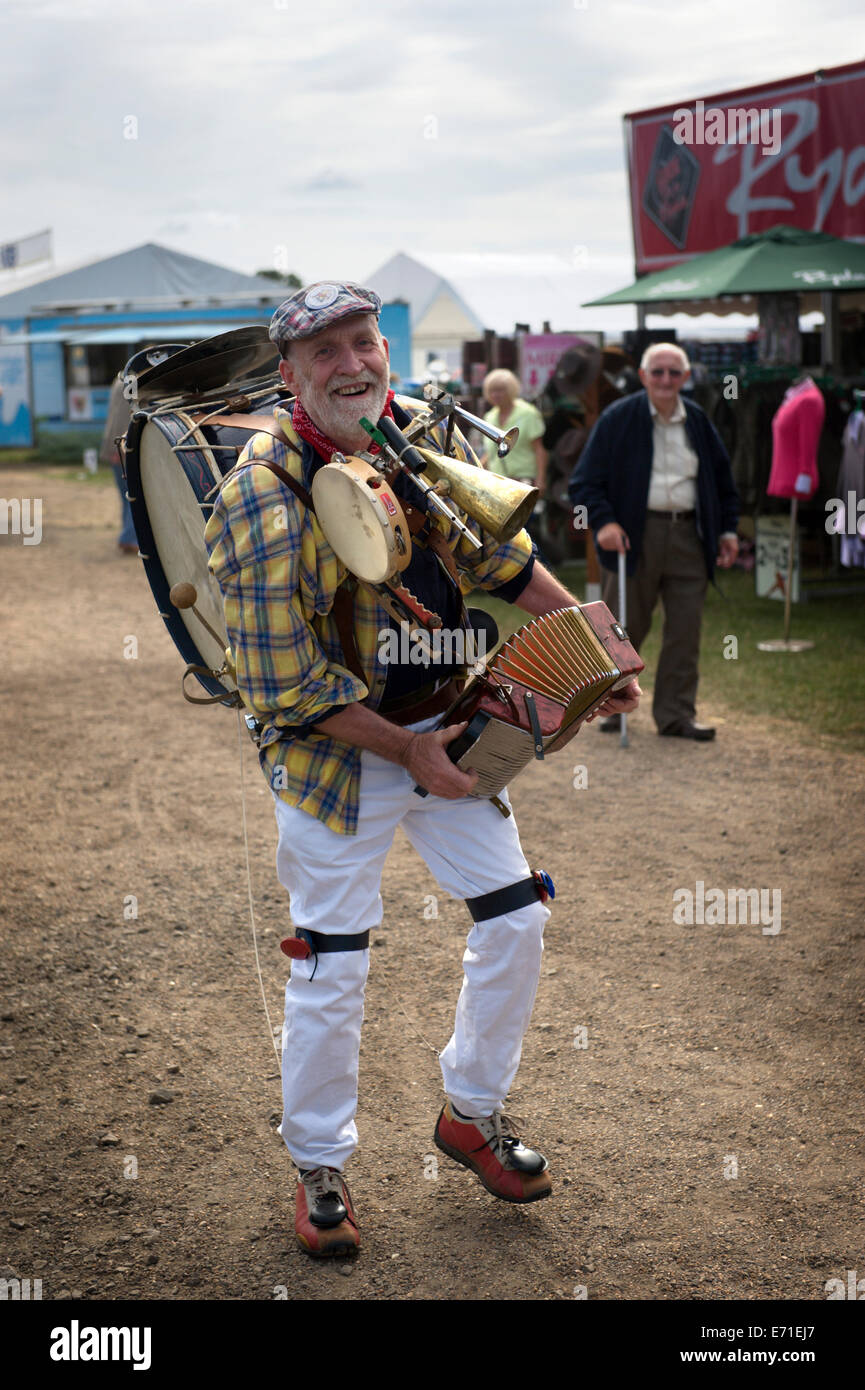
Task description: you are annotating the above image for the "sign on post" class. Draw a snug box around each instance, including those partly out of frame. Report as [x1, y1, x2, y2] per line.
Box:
[755, 514, 801, 603]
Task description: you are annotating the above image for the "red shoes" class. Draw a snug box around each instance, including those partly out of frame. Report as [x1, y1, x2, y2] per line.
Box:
[294, 1106, 549, 1256]
[434, 1101, 552, 1203]
[295, 1166, 360, 1257]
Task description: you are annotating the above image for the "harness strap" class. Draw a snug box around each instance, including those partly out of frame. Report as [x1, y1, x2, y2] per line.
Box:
[252, 455, 314, 509]
[331, 585, 364, 683]
[247, 456, 365, 684]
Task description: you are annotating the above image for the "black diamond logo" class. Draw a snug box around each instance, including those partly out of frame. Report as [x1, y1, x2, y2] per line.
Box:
[642, 125, 700, 250]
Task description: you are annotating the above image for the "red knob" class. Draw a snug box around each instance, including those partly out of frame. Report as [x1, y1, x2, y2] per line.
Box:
[280, 937, 311, 959]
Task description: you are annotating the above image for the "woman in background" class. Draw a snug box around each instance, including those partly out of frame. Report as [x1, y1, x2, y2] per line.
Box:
[481, 369, 547, 496]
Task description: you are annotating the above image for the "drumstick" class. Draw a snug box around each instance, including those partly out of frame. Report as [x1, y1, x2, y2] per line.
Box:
[169, 582, 226, 650]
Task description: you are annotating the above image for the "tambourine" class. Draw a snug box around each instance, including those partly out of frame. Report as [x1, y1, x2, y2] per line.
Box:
[311, 454, 411, 583]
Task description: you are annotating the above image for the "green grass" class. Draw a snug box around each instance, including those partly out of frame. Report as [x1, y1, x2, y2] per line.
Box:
[0, 456, 117, 487]
[471, 564, 865, 753]
[42, 463, 117, 488]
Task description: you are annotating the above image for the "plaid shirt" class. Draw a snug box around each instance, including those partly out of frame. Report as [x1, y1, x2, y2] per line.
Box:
[204, 396, 533, 835]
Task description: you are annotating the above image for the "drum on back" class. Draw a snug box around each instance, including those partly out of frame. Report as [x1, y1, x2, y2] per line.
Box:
[125, 402, 287, 701]
[121, 327, 290, 703]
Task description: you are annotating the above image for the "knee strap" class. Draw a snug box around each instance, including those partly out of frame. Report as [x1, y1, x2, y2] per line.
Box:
[281, 929, 370, 959]
[298, 929, 370, 953]
[465, 871, 555, 923]
[280, 928, 370, 981]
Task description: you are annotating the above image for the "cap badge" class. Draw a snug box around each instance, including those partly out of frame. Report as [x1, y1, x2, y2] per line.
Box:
[304, 283, 340, 310]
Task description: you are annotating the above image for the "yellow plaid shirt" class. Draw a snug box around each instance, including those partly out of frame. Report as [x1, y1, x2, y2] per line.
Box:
[204, 396, 533, 834]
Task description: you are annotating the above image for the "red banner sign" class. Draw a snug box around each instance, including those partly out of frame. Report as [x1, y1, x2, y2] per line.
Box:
[625, 62, 865, 274]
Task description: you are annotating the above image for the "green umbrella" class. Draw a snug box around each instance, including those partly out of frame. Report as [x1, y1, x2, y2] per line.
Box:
[584, 224, 865, 313]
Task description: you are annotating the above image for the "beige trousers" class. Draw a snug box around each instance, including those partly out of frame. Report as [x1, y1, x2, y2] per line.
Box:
[601, 513, 708, 733]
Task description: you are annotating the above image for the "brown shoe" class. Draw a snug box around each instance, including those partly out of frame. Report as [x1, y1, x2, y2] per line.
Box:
[295, 1167, 360, 1258]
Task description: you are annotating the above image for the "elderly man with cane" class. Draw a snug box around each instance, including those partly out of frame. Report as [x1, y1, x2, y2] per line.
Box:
[568, 343, 739, 741]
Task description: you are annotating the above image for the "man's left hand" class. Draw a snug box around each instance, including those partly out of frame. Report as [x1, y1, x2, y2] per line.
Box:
[716, 536, 739, 569]
[551, 679, 643, 747]
[584, 678, 643, 724]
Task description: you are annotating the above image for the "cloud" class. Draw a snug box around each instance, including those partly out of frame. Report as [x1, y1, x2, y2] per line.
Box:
[300, 169, 363, 192]
[0, 0, 857, 323]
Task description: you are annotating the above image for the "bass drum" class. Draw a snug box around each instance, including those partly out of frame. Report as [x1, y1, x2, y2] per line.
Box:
[124, 400, 284, 700]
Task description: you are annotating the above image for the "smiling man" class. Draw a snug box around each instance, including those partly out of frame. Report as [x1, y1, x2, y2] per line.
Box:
[205, 281, 640, 1258]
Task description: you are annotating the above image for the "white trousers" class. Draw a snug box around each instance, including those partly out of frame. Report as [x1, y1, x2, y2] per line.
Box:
[273, 716, 549, 1171]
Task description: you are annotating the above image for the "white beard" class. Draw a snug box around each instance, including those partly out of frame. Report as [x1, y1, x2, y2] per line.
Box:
[300, 370, 390, 452]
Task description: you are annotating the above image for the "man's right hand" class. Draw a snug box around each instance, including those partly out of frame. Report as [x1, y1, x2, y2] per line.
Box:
[400, 722, 479, 799]
[596, 522, 630, 552]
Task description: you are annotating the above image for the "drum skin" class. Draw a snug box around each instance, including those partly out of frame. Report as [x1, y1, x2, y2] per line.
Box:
[311, 455, 411, 584]
[124, 405, 280, 699]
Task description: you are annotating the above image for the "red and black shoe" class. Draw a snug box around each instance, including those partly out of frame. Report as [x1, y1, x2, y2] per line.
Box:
[295, 1166, 360, 1257]
[434, 1100, 552, 1203]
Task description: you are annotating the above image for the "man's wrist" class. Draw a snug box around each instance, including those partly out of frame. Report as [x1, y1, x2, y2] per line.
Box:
[396, 730, 418, 769]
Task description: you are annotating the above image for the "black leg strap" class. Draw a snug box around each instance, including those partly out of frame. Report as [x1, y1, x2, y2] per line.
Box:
[465, 874, 550, 923]
[297, 929, 370, 952]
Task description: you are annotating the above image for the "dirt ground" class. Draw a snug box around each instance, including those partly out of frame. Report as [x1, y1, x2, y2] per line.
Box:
[1, 464, 863, 1303]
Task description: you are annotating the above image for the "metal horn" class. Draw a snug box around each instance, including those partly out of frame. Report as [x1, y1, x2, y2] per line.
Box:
[418, 384, 519, 457]
[452, 404, 519, 459]
[415, 447, 538, 543]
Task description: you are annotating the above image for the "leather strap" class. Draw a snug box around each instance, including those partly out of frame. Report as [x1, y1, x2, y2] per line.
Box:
[331, 585, 364, 683]
[379, 676, 462, 725]
[297, 928, 370, 953]
[252, 455, 314, 509]
[247, 453, 365, 684]
[465, 876, 544, 922]
[425, 525, 461, 585]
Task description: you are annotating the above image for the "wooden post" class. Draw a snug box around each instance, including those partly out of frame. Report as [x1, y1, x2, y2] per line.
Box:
[783, 497, 797, 642]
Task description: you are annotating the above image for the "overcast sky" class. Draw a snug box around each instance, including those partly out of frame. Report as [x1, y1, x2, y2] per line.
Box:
[0, 0, 861, 320]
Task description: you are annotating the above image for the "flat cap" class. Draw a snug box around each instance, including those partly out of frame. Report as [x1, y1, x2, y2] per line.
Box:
[269, 281, 382, 347]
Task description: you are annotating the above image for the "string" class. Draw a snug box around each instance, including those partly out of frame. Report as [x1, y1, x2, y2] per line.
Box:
[236, 711, 281, 1066]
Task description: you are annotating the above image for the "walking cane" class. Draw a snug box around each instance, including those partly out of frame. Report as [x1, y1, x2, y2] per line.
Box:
[617, 547, 629, 748]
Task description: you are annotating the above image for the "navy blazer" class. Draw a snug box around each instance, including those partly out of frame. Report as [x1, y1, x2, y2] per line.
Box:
[568, 391, 740, 579]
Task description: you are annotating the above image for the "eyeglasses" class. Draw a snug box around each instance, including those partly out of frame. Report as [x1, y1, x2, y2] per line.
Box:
[649, 367, 684, 379]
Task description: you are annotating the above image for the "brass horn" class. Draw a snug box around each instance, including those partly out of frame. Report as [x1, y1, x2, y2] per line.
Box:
[415, 447, 538, 544]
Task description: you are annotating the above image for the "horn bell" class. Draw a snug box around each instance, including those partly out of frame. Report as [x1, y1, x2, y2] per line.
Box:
[416, 447, 538, 544]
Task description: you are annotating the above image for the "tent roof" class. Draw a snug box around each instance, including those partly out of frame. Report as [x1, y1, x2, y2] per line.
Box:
[0, 242, 282, 318]
[366, 252, 484, 334]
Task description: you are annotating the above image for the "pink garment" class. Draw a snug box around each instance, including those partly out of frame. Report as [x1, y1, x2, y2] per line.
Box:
[768, 378, 825, 500]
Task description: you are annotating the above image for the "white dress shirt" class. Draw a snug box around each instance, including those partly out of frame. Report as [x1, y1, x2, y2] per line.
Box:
[647, 397, 698, 513]
[645, 395, 737, 542]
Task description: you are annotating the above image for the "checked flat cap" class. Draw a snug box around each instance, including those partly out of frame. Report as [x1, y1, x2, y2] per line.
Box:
[269, 281, 382, 347]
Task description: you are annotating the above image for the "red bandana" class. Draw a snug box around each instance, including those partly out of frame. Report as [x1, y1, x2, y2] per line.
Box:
[291, 389, 396, 462]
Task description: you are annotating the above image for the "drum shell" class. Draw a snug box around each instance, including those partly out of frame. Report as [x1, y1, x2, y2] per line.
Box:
[124, 405, 280, 699]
